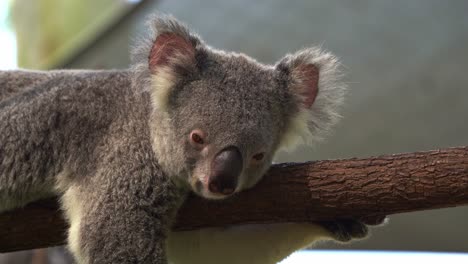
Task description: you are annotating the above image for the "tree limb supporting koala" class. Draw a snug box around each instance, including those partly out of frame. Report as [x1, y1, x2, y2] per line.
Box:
[1, 146, 467, 252]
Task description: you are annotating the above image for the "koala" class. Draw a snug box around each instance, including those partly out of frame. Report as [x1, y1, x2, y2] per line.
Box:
[0, 15, 372, 264]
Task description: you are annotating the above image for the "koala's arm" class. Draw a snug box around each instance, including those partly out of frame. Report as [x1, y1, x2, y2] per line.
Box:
[167, 220, 368, 264]
[62, 142, 185, 264]
[1, 68, 187, 263]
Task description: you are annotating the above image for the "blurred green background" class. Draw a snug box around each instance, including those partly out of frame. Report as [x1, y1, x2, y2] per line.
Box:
[0, 0, 467, 262]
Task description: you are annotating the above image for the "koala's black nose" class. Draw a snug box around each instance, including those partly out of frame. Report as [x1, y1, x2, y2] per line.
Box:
[209, 146, 243, 195]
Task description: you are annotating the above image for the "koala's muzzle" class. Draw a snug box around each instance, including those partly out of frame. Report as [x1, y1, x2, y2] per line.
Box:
[209, 146, 242, 195]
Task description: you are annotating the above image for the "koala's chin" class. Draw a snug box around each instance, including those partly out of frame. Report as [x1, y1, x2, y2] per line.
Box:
[191, 178, 238, 200]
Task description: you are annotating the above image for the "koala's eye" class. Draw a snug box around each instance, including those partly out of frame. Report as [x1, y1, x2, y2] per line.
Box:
[252, 152, 265, 161]
[190, 130, 205, 147]
[192, 133, 204, 144]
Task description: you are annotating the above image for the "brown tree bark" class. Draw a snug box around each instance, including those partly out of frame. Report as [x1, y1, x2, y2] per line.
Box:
[1, 147, 467, 252]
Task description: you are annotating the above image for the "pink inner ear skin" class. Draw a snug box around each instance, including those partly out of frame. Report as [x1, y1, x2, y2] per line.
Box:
[148, 33, 195, 73]
[296, 64, 319, 109]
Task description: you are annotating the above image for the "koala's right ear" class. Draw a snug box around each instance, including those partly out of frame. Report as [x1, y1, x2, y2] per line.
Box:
[146, 16, 202, 110]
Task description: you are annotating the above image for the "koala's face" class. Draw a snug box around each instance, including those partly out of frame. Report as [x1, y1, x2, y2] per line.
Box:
[168, 53, 291, 199]
[141, 16, 345, 200]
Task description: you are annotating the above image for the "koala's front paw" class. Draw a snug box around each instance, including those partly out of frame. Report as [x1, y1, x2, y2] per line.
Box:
[317, 219, 369, 242]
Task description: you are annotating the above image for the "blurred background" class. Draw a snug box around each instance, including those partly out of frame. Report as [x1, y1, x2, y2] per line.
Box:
[0, 0, 467, 263]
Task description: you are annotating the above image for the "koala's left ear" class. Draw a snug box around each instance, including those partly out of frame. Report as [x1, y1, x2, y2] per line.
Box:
[275, 48, 347, 150]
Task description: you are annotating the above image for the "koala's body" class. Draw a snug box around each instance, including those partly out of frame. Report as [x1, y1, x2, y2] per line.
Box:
[0, 15, 368, 264]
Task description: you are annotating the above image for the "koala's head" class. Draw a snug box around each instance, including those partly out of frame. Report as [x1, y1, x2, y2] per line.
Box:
[132, 15, 346, 199]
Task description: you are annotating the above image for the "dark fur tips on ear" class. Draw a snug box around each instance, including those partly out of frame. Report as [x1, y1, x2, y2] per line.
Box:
[149, 33, 196, 73]
[294, 64, 319, 109]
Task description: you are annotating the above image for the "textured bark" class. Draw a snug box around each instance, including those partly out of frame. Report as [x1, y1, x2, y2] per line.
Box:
[1, 147, 467, 252]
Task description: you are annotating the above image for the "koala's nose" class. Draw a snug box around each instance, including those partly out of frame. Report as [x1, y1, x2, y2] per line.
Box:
[209, 146, 243, 195]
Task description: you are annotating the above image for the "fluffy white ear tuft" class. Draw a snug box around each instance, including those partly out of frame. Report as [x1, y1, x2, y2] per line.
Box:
[276, 48, 347, 151]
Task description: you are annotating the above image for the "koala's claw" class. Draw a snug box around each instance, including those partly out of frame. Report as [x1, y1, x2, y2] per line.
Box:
[317, 219, 369, 242]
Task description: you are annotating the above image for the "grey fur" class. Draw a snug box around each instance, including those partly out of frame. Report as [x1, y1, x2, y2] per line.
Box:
[276, 48, 347, 147]
[0, 15, 352, 263]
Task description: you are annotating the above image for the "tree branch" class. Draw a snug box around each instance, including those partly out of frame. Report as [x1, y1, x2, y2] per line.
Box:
[1, 147, 467, 252]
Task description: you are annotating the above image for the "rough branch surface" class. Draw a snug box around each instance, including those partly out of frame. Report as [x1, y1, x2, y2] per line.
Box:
[1, 147, 467, 252]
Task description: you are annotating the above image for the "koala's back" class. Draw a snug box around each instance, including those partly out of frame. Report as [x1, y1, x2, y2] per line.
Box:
[0, 70, 147, 211]
[0, 70, 57, 102]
